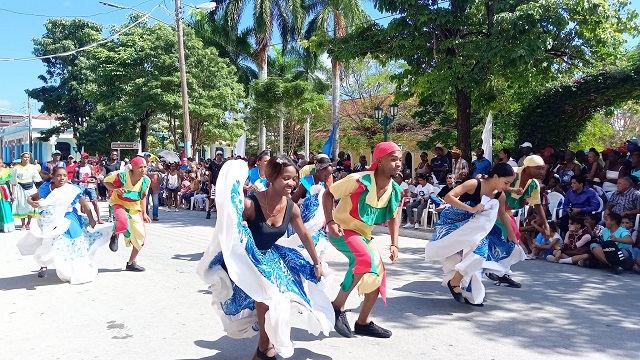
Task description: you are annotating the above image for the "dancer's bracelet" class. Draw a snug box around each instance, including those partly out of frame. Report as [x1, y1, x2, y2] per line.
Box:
[314, 264, 322, 268]
[390, 244, 398, 249]
[326, 220, 335, 225]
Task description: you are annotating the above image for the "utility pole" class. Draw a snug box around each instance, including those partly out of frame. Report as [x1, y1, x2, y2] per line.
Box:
[175, 0, 191, 158]
[304, 116, 310, 162]
[27, 96, 32, 156]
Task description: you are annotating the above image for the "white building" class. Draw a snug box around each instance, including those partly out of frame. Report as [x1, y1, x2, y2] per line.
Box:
[0, 113, 77, 164]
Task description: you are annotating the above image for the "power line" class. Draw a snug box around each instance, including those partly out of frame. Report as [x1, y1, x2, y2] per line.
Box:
[0, 5, 159, 62]
[0, 0, 154, 18]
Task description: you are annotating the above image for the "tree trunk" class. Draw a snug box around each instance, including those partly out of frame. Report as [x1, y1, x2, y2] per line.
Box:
[456, 88, 472, 160]
[331, 11, 346, 160]
[254, 36, 269, 151]
[140, 118, 149, 152]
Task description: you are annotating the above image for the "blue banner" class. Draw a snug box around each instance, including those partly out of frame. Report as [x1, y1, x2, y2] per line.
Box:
[322, 124, 336, 157]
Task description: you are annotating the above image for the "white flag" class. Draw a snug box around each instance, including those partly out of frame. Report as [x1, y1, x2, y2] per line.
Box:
[234, 133, 246, 158]
[482, 112, 493, 160]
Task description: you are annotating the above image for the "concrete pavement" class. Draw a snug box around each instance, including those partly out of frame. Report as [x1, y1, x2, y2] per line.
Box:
[1, 202, 640, 360]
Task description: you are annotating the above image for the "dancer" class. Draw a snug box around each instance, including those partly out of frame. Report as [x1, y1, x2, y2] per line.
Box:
[485, 155, 549, 287]
[11, 152, 42, 230]
[245, 150, 270, 194]
[425, 162, 517, 306]
[197, 157, 333, 360]
[16, 167, 111, 283]
[103, 156, 151, 272]
[0, 160, 15, 232]
[323, 142, 402, 339]
[299, 154, 334, 189]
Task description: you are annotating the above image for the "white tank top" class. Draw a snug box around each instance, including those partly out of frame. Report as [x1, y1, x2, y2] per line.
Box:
[603, 167, 622, 192]
[167, 173, 179, 189]
[78, 164, 96, 188]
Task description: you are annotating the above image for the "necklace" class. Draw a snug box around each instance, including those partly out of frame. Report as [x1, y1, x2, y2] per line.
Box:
[261, 192, 284, 218]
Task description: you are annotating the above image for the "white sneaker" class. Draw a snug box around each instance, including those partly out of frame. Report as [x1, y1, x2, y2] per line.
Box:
[174, 208, 179, 212]
[414, 223, 421, 229]
[525, 254, 535, 260]
[546, 255, 558, 263]
[166, 208, 172, 212]
[402, 223, 413, 228]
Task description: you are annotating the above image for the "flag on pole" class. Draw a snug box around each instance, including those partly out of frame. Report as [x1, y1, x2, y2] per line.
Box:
[322, 124, 337, 157]
[80, 146, 85, 155]
[234, 133, 246, 158]
[481, 111, 493, 160]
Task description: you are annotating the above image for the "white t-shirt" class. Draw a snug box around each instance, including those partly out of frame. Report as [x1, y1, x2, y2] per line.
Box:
[413, 184, 436, 199]
[400, 182, 409, 192]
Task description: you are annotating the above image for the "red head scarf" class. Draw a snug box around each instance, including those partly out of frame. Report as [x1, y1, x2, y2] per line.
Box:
[130, 156, 146, 167]
[369, 142, 401, 171]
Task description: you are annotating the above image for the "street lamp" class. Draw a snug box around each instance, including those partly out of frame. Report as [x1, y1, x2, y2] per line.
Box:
[374, 103, 399, 142]
[100, 1, 217, 158]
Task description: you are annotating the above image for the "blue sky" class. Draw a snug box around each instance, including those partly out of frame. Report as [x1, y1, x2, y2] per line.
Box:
[0, 0, 638, 115]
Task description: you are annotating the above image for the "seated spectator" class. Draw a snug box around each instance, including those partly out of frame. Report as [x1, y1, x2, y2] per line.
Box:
[604, 177, 640, 219]
[559, 175, 601, 234]
[584, 213, 605, 241]
[547, 216, 592, 265]
[403, 174, 434, 229]
[589, 212, 635, 273]
[547, 175, 564, 196]
[525, 221, 562, 259]
[471, 148, 492, 178]
[437, 174, 456, 199]
[557, 150, 582, 191]
[456, 170, 470, 185]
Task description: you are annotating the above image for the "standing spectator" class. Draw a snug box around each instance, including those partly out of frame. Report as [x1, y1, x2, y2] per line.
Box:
[498, 148, 518, 168]
[450, 148, 469, 180]
[295, 151, 306, 165]
[11, 152, 41, 231]
[46, 150, 66, 173]
[517, 142, 535, 167]
[206, 150, 225, 219]
[66, 155, 78, 176]
[430, 144, 449, 183]
[165, 163, 181, 211]
[471, 148, 492, 178]
[246, 150, 270, 193]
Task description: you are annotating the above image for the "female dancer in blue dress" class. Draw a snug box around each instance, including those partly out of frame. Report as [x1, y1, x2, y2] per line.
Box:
[197, 156, 333, 360]
[425, 162, 517, 306]
[17, 166, 111, 283]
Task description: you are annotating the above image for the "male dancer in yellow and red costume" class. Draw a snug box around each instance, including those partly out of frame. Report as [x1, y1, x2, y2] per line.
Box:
[104, 156, 151, 272]
[323, 142, 402, 339]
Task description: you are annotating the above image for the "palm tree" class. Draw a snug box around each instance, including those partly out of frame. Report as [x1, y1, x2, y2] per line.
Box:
[189, 10, 257, 92]
[306, 0, 370, 159]
[214, 0, 306, 150]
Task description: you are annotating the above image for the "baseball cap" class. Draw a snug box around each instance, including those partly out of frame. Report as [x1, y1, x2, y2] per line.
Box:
[81, 152, 89, 158]
[617, 146, 628, 154]
[215, 150, 223, 155]
[52, 150, 61, 155]
[519, 142, 533, 148]
[68, 155, 74, 159]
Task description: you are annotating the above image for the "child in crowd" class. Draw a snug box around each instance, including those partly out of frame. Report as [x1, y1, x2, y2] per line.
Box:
[584, 213, 605, 240]
[526, 221, 562, 259]
[589, 212, 634, 273]
[621, 215, 637, 245]
[547, 216, 592, 265]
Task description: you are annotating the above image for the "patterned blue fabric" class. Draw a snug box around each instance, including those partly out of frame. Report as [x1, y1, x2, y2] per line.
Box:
[208, 181, 318, 316]
[40, 183, 85, 240]
[286, 189, 327, 248]
[433, 202, 516, 263]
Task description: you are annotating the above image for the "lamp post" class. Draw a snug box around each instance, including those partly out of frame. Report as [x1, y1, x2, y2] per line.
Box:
[374, 103, 399, 142]
[100, 1, 216, 158]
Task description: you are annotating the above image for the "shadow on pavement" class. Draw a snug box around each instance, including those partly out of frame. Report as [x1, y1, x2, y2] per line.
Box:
[0, 272, 64, 290]
[172, 252, 204, 262]
[98, 268, 123, 273]
[189, 337, 333, 360]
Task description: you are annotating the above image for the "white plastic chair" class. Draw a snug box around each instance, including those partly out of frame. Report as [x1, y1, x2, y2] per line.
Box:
[190, 196, 209, 210]
[547, 191, 564, 221]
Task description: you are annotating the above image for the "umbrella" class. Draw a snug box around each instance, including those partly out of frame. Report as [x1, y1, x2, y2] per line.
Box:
[156, 149, 180, 163]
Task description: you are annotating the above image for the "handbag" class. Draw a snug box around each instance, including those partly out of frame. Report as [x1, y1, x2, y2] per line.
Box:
[18, 182, 34, 191]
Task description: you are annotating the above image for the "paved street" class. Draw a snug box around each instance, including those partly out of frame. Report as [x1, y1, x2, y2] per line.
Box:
[2, 202, 640, 360]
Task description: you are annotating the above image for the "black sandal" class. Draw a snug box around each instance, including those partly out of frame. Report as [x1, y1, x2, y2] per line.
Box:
[464, 298, 484, 307]
[37, 268, 47, 278]
[447, 280, 465, 303]
[256, 346, 276, 360]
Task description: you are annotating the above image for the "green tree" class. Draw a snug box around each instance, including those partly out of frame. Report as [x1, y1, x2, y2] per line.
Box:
[27, 18, 103, 141]
[215, 0, 306, 149]
[325, 0, 638, 157]
[306, 0, 370, 159]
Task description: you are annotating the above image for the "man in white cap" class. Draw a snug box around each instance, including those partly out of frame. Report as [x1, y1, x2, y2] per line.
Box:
[296, 151, 306, 165]
[46, 150, 66, 172]
[517, 142, 534, 167]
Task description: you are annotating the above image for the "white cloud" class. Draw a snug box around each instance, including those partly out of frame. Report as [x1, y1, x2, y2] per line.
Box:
[0, 99, 11, 109]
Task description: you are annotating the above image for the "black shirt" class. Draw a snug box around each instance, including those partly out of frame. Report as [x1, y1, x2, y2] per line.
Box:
[438, 185, 455, 199]
[208, 160, 225, 186]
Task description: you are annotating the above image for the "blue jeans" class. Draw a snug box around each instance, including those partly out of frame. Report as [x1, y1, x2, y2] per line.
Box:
[147, 189, 159, 218]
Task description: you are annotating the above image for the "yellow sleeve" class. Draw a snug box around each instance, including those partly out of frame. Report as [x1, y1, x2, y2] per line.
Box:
[528, 180, 542, 206]
[329, 173, 360, 199]
[299, 165, 313, 178]
[103, 171, 119, 185]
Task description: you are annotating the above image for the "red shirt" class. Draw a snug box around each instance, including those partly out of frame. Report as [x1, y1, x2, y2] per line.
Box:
[66, 163, 78, 177]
